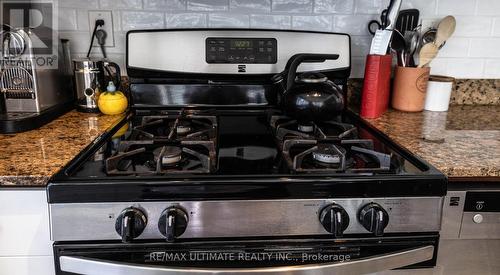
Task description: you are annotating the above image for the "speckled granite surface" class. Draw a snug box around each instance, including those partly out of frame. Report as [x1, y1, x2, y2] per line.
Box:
[348, 78, 500, 106]
[360, 105, 500, 178]
[0, 111, 124, 187]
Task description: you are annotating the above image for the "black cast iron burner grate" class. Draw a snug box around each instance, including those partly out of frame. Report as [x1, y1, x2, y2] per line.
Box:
[104, 111, 218, 175]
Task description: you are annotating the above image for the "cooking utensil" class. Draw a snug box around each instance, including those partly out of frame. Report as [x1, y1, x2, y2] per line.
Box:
[434, 15, 456, 47]
[368, 8, 390, 35]
[391, 30, 407, 66]
[421, 29, 444, 49]
[279, 53, 344, 123]
[418, 43, 439, 68]
[404, 30, 419, 67]
[395, 9, 420, 34]
[369, 0, 402, 55]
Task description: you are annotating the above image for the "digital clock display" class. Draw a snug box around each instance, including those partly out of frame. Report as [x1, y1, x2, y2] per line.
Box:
[206, 37, 277, 64]
[231, 40, 252, 48]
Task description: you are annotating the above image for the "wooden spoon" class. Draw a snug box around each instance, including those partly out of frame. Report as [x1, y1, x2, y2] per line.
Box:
[418, 43, 439, 68]
[434, 15, 456, 47]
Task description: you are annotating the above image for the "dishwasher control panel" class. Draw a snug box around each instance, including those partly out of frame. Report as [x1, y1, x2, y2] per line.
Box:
[442, 190, 500, 239]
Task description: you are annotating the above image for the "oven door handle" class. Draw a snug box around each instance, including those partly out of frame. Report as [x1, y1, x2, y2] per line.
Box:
[59, 245, 434, 275]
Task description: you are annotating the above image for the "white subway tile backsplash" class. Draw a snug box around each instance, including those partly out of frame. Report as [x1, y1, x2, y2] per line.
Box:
[121, 11, 164, 30]
[272, 0, 312, 13]
[453, 16, 492, 37]
[187, 0, 229, 11]
[230, 0, 271, 13]
[100, 0, 143, 10]
[166, 13, 207, 28]
[209, 14, 250, 27]
[469, 38, 500, 58]
[350, 35, 371, 57]
[429, 58, 448, 75]
[314, 0, 354, 14]
[334, 14, 377, 35]
[54, 0, 500, 79]
[58, 9, 78, 31]
[59, 0, 99, 9]
[484, 59, 500, 78]
[250, 14, 291, 29]
[292, 15, 332, 31]
[350, 57, 366, 78]
[354, 0, 385, 15]
[446, 58, 484, 78]
[76, 10, 91, 31]
[144, 0, 187, 11]
[436, 37, 469, 58]
[476, 0, 500, 16]
[492, 18, 500, 36]
[437, 0, 476, 16]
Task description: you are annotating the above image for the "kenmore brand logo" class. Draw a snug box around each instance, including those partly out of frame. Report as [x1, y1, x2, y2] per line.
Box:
[238, 65, 246, 73]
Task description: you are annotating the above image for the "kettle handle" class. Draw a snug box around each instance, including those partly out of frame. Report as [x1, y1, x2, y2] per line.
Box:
[105, 62, 121, 90]
[285, 54, 339, 90]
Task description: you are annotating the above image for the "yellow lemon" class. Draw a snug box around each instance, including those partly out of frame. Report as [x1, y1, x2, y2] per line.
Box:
[98, 91, 128, 115]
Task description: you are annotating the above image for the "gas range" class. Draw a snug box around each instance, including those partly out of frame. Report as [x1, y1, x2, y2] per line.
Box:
[49, 29, 446, 275]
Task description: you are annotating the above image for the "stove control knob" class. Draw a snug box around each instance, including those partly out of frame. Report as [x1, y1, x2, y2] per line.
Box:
[115, 207, 147, 243]
[158, 207, 189, 242]
[358, 203, 389, 236]
[319, 203, 349, 237]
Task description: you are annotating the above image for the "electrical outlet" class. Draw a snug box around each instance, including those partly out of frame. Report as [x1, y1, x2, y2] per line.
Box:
[88, 10, 115, 47]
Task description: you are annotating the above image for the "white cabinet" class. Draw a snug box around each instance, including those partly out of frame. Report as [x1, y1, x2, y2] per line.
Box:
[0, 189, 55, 275]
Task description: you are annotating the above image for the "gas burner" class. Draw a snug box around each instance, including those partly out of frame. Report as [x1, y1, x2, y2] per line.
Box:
[270, 115, 357, 142]
[154, 146, 183, 167]
[104, 110, 218, 176]
[281, 139, 392, 173]
[176, 121, 192, 135]
[298, 123, 314, 133]
[312, 144, 346, 164]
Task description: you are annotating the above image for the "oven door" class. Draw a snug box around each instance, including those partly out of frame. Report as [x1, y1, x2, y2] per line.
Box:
[54, 235, 439, 275]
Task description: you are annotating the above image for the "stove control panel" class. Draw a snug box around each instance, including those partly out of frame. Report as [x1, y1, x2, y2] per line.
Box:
[205, 37, 277, 64]
[115, 207, 147, 243]
[358, 203, 389, 236]
[158, 207, 189, 242]
[319, 203, 349, 237]
[50, 197, 443, 242]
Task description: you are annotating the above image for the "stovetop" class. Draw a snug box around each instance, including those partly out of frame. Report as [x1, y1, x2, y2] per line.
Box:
[65, 109, 426, 179]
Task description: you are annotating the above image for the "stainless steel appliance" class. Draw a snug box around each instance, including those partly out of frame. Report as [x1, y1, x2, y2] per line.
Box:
[48, 29, 447, 275]
[0, 27, 73, 113]
[436, 182, 500, 274]
[73, 59, 121, 113]
[0, 25, 74, 133]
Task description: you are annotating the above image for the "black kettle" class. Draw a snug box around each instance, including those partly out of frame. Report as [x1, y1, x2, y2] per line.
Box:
[274, 53, 345, 123]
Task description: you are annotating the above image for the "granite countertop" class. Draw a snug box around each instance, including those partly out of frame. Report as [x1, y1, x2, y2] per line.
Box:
[1, 105, 498, 187]
[0, 111, 124, 187]
[361, 105, 500, 178]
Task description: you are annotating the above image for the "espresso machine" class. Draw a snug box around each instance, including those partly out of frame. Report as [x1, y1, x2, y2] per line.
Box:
[0, 25, 74, 133]
[73, 59, 121, 113]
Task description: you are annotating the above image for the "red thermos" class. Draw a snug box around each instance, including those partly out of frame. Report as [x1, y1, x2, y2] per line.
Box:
[360, 54, 392, 119]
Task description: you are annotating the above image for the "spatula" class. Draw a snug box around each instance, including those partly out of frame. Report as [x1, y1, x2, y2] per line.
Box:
[418, 43, 439, 68]
[434, 15, 456, 47]
[395, 9, 420, 34]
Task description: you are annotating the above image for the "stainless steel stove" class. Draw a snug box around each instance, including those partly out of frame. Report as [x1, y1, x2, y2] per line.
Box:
[48, 29, 447, 275]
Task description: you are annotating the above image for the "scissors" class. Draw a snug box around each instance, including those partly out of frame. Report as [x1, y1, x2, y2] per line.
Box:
[367, 0, 394, 35]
